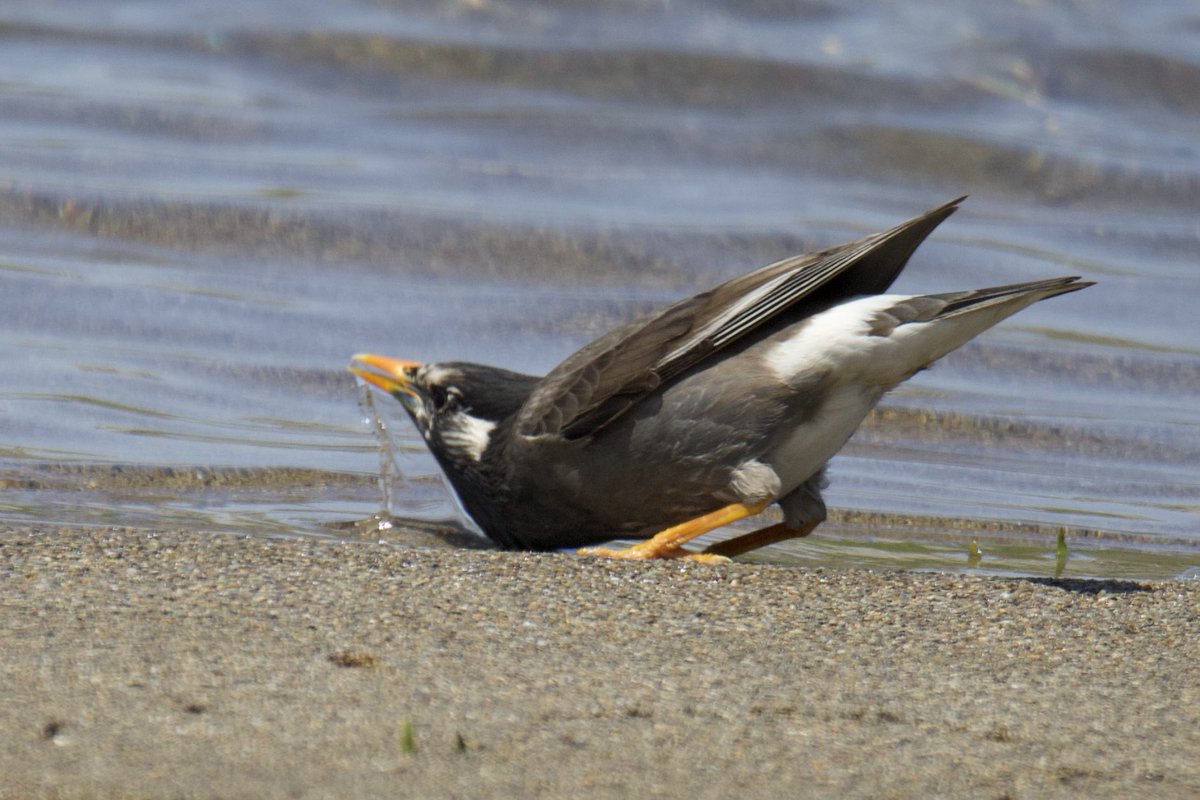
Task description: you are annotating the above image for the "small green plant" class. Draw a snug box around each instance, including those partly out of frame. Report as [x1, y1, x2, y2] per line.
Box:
[1054, 528, 1068, 578]
[967, 539, 982, 569]
[400, 717, 416, 755]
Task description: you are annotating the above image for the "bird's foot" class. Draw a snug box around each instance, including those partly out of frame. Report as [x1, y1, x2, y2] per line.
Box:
[667, 550, 732, 565]
[576, 500, 768, 562]
[578, 544, 730, 564]
[702, 519, 820, 558]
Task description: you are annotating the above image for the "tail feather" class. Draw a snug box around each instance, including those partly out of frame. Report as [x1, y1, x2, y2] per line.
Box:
[932, 276, 1094, 319]
[873, 276, 1094, 381]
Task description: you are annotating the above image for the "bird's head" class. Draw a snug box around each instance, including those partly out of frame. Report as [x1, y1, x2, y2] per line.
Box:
[349, 354, 536, 466]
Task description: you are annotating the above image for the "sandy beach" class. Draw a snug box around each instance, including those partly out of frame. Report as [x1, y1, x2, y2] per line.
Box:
[2, 525, 1197, 799]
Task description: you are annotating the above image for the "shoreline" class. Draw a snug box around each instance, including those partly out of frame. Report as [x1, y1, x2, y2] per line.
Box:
[2, 525, 1198, 798]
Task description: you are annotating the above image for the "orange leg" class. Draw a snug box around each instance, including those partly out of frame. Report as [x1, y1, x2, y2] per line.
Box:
[578, 501, 769, 563]
[700, 519, 820, 559]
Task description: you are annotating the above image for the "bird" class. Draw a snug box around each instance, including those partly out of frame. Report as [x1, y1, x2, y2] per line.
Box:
[349, 197, 1092, 562]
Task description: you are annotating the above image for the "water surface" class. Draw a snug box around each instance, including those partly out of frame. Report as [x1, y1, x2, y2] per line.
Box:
[1, 0, 1197, 577]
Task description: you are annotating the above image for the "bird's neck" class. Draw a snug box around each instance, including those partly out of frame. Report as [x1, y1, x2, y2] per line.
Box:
[430, 415, 519, 548]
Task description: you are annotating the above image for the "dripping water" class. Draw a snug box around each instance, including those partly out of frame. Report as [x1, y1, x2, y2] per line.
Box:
[355, 378, 402, 532]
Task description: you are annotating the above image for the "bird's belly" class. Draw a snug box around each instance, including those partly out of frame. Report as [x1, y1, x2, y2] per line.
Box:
[765, 383, 881, 494]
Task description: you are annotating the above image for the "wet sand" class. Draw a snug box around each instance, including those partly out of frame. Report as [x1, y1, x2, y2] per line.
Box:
[2, 526, 1197, 799]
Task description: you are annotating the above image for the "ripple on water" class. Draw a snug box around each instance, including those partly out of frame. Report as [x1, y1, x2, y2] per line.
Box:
[0, 1, 1197, 575]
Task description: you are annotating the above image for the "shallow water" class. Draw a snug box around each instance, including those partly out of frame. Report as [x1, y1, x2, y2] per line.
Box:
[1, 0, 1197, 577]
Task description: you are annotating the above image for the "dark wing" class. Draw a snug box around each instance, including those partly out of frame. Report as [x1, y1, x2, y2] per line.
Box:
[516, 197, 966, 440]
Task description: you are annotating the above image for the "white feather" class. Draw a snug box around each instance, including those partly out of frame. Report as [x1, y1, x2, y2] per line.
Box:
[762, 291, 1031, 493]
[765, 294, 911, 385]
[765, 293, 1023, 388]
[438, 412, 496, 463]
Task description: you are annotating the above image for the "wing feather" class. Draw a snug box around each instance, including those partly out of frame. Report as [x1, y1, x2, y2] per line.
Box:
[517, 197, 966, 440]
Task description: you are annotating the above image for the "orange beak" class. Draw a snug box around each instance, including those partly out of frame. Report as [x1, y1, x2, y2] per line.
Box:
[348, 353, 423, 401]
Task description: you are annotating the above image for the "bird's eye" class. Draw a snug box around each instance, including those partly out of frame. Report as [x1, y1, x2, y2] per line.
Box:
[429, 385, 459, 411]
